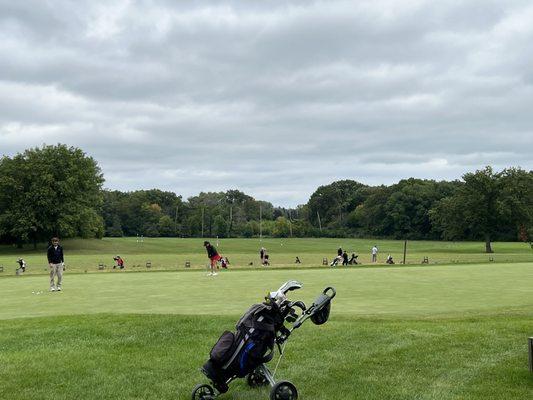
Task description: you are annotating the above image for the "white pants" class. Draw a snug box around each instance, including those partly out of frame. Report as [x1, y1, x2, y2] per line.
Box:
[49, 263, 63, 288]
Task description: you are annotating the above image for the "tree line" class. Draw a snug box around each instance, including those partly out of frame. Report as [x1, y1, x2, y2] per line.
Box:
[1, 145, 532, 252]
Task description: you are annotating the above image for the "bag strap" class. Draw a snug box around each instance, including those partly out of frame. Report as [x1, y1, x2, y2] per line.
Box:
[222, 328, 255, 370]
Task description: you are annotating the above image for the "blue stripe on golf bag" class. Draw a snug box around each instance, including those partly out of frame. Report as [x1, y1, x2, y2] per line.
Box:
[239, 342, 256, 372]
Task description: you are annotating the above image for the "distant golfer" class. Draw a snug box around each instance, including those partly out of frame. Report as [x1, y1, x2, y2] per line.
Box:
[113, 255, 125, 269]
[371, 245, 378, 263]
[330, 247, 343, 267]
[260, 247, 267, 265]
[204, 241, 221, 276]
[47, 237, 64, 291]
[16, 258, 27, 273]
[349, 253, 359, 265]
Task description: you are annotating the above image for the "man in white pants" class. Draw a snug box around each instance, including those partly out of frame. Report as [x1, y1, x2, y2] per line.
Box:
[47, 237, 64, 291]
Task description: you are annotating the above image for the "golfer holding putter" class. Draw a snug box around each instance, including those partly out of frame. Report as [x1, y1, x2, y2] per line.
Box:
[204, 241, 221, 276]
[47, 237, 64, 291]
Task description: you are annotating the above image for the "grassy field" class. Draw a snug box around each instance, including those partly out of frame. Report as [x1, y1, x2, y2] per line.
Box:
[1, 262, 532, 400]
[0, 237, 532, 275]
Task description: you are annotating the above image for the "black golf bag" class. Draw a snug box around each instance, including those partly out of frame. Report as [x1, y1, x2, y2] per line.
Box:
[202, 302, 288, 393]
[194, 281, 336, 400]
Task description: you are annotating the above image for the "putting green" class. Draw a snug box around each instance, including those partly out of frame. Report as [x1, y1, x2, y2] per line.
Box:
[1, 262, 532, 320]
[1, 262, 532, 400]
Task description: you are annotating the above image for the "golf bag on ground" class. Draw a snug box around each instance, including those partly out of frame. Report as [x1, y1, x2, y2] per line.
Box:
[193, 281, 336, 400]
[202, 301, 289, 393]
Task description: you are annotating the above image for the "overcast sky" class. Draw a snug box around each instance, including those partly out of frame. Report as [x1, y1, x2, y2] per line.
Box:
[1, 1, 532, 207]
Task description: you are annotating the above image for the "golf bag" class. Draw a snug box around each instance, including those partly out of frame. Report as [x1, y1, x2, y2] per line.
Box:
[202, 302, 287, 393]
[196, 281, 336, 400]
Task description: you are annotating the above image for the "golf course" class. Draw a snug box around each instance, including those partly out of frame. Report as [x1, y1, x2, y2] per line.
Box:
[3, 1, 533, 399]
[0, 238, 532, 400]
[2, 237, 533, 274]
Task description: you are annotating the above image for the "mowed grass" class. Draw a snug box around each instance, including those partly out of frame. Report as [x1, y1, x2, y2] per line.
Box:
[1, 264, 532, 400]
[0, 237, 532, 275]
[1, 314, 531, 400]
[1, 263, 533, 319]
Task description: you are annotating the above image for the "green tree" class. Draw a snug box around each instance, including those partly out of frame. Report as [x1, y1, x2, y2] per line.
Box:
[158, 215, 176, 237]
[499, 168, 533, 243]
[0, 144, 104, 247]
[106, 215, 123, 237]
[307, 180, 368, 230]
[273, 217, 291, 237]
[347, 186, 389, 236]
[212, 215, 228, 238]
[101, 190, 183, 237]
[429, 166, 533, 252]
[242, 220, 258, 237]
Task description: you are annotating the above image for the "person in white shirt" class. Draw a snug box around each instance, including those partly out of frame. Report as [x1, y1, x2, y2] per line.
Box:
[371, 245, 378, 263]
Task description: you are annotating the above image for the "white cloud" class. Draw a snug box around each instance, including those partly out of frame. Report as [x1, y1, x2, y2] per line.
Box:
[0, 0, 532, 206]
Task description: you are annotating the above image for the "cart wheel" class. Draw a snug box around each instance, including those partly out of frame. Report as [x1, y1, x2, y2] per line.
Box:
[191, 383, 215, 400]
[247, 369, 269, 387]
[270, 381, 298, 400]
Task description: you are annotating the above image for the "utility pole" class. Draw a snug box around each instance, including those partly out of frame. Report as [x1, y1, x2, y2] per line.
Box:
[403, 240, 407, 265]
[228, 203, 233, 238]
[317, 211, 322, 233]
[259, 204, 263, 241]
[288, 210, 293, 237]
[174, 205, 179, 235]
[201, 206, 205, 238]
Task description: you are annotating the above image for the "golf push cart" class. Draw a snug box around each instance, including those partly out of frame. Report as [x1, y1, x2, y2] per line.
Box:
[192, 280, 336, 400]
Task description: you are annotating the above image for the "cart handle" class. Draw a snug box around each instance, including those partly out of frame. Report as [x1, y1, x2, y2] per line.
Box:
[323, 287, 336, 300]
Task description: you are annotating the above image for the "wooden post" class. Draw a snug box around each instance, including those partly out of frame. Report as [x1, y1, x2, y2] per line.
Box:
[403, 240, 407, 265]
[527, 337, 533, 372]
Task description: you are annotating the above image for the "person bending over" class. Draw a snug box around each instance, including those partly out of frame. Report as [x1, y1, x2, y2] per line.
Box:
[16, 258, 27, 273]
[330, 247, 343, 267]
[349, 253, 359, 265]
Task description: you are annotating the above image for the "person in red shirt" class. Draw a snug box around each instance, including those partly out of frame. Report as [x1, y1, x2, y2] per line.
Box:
[113, 256, 125, 269]
[204, 241, 221, 276]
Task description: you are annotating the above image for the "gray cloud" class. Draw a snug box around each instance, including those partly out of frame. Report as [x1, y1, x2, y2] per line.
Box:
[1, 0, 532, 206]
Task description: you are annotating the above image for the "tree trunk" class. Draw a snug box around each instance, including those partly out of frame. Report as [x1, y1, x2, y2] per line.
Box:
[485, 235, 493, 253]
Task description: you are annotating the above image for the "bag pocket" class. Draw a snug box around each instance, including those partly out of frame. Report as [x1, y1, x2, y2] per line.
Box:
[209, 331, 236, 364]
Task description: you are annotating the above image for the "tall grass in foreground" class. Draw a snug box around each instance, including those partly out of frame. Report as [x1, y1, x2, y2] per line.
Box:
[0, 314, 531, 400]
